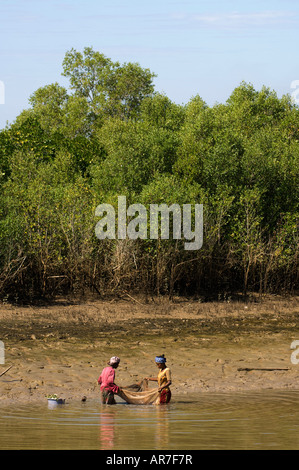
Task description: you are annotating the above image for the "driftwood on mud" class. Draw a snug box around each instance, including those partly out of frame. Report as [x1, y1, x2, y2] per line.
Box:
[238, 367, 290, 372]
[0, 365, 12, 378]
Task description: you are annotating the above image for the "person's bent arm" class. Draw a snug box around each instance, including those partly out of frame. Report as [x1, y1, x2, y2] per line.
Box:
[158, 380, 171, 392]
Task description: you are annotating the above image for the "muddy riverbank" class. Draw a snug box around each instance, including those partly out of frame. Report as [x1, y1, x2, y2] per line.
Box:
[1, 295, 299, 405]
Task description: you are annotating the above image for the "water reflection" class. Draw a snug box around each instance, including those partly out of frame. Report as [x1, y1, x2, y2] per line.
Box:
[98, 401, 171, 450]
[155, 405, 170, 449]
[1, 391, 299, 450]
[99, 410, 116, 450]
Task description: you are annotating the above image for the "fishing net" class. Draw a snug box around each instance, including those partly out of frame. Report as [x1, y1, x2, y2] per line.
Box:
[118, 379, 160, 405]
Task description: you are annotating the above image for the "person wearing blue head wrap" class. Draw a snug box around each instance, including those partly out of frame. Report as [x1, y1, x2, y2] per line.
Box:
[145, 355, 172, 404]
[155, 356, 166, 364]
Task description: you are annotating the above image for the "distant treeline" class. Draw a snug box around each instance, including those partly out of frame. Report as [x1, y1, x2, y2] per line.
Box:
[0, 47, 298, 302]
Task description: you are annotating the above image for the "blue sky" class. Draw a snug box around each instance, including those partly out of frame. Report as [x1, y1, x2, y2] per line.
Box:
[0, 0, 299, 129]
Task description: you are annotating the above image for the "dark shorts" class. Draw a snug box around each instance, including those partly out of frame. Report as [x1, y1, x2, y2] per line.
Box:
[101, 388, 116, 404]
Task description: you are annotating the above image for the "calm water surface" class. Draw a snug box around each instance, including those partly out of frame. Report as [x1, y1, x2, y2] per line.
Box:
[0, 390, 299, 450]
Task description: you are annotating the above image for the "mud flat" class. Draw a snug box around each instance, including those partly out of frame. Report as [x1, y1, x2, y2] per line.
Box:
[0, 295, 299, 405]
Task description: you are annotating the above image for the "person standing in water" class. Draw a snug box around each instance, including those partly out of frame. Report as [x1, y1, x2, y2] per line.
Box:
[98, 356, 122, 404]
[145, 355, 172, 404]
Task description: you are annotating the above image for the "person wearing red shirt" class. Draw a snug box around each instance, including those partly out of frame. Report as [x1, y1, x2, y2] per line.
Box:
[98, 356, 122, 404]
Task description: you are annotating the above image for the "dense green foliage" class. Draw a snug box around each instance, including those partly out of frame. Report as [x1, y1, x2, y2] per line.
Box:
[0, 48, 298, 301]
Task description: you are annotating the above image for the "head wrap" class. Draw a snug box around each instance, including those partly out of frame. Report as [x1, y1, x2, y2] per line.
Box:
[155, 355, 166, 364]
[109, 356, 120, 366]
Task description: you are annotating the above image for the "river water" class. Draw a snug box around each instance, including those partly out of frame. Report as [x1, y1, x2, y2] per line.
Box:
[0, 390, 299, 450]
